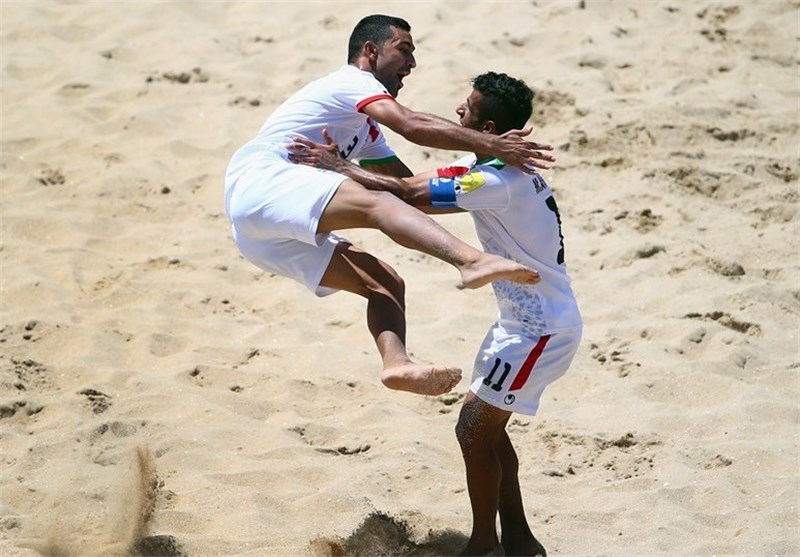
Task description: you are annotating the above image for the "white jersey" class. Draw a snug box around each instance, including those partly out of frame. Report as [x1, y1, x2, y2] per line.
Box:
[225, 65, 398, 193]
[429, 155, 582, 337]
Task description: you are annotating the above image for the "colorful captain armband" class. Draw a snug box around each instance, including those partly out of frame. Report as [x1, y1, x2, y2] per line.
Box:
[428, 176, 458, 208]
[430, 166, 489, 207]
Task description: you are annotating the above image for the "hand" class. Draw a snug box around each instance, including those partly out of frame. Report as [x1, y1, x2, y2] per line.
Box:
[286, 129, 345, 172]
[496, 127, 556, 173]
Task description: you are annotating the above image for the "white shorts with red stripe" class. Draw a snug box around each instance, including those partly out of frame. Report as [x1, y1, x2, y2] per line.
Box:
[470, 325, 582, 416]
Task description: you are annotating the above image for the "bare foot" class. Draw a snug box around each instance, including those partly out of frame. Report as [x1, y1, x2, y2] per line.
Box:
[460, 545, 505, 556]
[502, 536, 546, 557]
[381, 363, 462, 396]
[459, 253, 540, 289]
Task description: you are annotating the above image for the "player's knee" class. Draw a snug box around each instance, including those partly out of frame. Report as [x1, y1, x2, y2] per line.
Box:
[455, 408, 480, 451]
[364, 190, 405, 222]
[455, 417, 470, 450]
[367, 264, 405, 301]
[369, 189, 402, 207]
[386, 267, 405, 297]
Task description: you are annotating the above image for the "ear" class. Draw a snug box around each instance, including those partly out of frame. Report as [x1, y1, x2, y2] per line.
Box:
[482, 120, 497, 134]
[364, 40, 380, 61]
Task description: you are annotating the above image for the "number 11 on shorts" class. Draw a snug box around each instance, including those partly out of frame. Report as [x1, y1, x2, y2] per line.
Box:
[483, 357, 511, 392]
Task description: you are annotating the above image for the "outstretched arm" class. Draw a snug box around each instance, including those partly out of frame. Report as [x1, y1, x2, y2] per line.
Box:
[287, 130, 456, 213]
[362, 98, 555, 173]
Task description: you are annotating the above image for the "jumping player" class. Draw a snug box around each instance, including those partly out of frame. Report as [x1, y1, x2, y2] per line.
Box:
[225, 15, 555, 397]
[288, 71, 582, 556]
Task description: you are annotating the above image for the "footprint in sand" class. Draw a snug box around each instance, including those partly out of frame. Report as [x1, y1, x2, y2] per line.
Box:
[539, 429, 661, 481]
[683, 311, 761, 336]
[229, 96, 262, 107]
[0, 400, 43, 420]
[78, 388, 113, 414]
[631, 208, 662, 233]
[680, 447, 734, 471]
[706, 126, 756, 142]
[664, 166, 722, 198]
[764, 161, 798, 183]
[1, 320, 49, 343]
[706, 257, 746, 277]
[590, 337, 641, 378]
[432, 391, 464, 415]
[1, 357, 55, 392]
[288, 423, 371, 456]
[87, 421, 140, 447]
[37, 167, 66, 186]
[146, 67, 209, 84]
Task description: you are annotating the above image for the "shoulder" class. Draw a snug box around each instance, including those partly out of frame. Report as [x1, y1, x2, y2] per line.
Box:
[335, 65, 385, 89]
[473, 158, 514, 183]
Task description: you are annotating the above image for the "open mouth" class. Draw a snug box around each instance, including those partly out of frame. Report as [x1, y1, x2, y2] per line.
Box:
[397, 71, 410, 88]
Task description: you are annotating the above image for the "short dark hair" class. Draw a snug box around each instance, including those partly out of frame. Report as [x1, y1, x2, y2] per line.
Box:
[347, 15, 411, 63]
[470, 72, 533, 134]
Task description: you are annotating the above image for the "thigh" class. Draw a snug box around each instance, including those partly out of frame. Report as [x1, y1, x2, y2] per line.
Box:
[317, 178, 401, 234]
[460, 391, 513, 433]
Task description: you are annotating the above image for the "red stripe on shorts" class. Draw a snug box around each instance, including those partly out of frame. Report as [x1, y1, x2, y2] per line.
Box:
[508, 335, 551, 392]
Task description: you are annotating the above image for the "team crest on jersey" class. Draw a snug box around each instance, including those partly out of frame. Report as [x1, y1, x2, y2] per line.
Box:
[455, 171, 486, 194]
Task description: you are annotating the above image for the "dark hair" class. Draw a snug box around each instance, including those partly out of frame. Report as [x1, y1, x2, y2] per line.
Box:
[470, 72, 533, 134]
[347, 15, 411, 62]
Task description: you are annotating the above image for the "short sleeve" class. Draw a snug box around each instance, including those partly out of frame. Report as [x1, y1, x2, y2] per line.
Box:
[354, 118, 398, 164]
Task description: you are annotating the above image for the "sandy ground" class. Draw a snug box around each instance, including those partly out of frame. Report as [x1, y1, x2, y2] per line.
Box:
[1, 1, 798, 556]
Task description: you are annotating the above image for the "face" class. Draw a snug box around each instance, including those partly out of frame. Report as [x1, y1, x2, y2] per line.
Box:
[456, 90, 486, 131]
[373, 26, 416, 97]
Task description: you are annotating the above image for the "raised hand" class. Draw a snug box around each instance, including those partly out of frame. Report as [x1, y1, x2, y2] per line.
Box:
[495, 127, 556, 173]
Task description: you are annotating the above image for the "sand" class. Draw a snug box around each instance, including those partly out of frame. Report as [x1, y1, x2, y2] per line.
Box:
[1, 1, 798, 555]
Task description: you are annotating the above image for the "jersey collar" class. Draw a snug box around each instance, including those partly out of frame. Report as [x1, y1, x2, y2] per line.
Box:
[474, 155, 506, 169]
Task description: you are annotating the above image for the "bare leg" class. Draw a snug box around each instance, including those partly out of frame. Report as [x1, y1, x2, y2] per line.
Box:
[318, 180, 540, 288]
[320, 242, 461, 396]
[456, 392, 547, 557]
[456, 393, 509, 556]
[495, 430, 547, 557]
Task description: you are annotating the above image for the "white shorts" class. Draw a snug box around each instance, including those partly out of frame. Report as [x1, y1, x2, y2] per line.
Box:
[225, 157, 349, 297]
[470, 325, 582, 416]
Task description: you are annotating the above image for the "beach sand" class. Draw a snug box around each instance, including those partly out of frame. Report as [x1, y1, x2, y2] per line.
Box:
[1, 1, 798, 555]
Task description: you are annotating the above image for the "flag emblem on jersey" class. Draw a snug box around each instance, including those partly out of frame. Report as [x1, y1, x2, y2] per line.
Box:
[455, 171, 486, 194]
[366, 117, 380, 142]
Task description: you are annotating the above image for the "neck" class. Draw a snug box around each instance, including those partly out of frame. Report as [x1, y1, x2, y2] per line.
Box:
[351, 59, 372, 73]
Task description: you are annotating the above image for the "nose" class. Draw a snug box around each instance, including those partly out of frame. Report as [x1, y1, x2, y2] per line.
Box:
[408, 54, 416, 69]
[456, 104, 465, 117]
